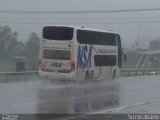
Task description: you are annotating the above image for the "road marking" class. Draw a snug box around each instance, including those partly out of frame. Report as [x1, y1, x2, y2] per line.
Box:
[6, 99, 160, 113]
[92, 99, 160, 114]
[11, 102, 38, 107]
[92, 106, 128, 114]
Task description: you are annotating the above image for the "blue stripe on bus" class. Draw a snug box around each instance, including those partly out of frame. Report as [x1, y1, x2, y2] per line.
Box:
[77, 45, 92, 69]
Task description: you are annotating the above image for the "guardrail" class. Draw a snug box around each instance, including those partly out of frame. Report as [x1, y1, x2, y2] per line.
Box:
[0, 69, 160, 82]
[121, 69, 160, 76]
[0, 71, 38, 82]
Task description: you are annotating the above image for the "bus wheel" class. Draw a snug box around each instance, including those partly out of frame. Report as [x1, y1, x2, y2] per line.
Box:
[90, 71, 94, 81]
[84, 71, 90, 81]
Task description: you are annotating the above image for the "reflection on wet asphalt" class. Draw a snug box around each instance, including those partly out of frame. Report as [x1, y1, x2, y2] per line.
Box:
[0, 78, 120, 114]
[37, 79, 120, 114]
[1, 75, 160, 119]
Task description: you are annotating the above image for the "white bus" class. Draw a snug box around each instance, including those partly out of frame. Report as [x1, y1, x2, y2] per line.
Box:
[39, 25, 122, 81]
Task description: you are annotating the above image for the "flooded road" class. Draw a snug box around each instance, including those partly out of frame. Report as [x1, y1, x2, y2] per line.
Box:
[0, 75, 160, 115]
[0, 78, 120, 114]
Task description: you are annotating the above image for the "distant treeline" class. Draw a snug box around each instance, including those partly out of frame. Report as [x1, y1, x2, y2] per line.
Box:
[0, 25, 40, 63]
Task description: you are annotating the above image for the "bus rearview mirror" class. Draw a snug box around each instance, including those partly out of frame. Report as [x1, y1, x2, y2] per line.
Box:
[123, 53, 127, 61]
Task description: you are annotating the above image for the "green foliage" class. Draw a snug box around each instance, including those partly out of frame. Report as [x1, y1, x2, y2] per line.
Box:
[0, 61, 15, 72]
[0, 26, 26, 59]
[0, 25, 40, 71]
[25, 32, 40, 64]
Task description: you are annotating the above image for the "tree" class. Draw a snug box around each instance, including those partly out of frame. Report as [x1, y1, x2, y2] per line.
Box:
[25, 32, 40, 63]
[6, 31, 18, 57]
[15, 41, 26, 56]
[0, 26, 18, 59]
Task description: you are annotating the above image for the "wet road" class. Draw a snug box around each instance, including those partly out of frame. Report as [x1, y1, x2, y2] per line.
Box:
[0, 75, 160, 114]
[0, 81, 39, 113]
[96, 75, 160, 114]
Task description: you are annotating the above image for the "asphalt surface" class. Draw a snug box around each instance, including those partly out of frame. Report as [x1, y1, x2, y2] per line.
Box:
[0, 75, 160, 119]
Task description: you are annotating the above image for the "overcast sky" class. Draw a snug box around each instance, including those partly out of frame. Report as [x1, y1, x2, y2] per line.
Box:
[1, 0, 160, 48]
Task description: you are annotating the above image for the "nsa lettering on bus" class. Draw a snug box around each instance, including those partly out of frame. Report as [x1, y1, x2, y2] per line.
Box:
[51, 62, 62, 68]
[77, 45, 92, 69]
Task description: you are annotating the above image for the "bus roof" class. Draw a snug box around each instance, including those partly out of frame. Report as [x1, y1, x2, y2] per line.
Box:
[42, 25, 118, 34]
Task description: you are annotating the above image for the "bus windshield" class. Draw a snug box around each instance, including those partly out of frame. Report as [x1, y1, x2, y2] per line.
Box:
[43, 26, 74, 40]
